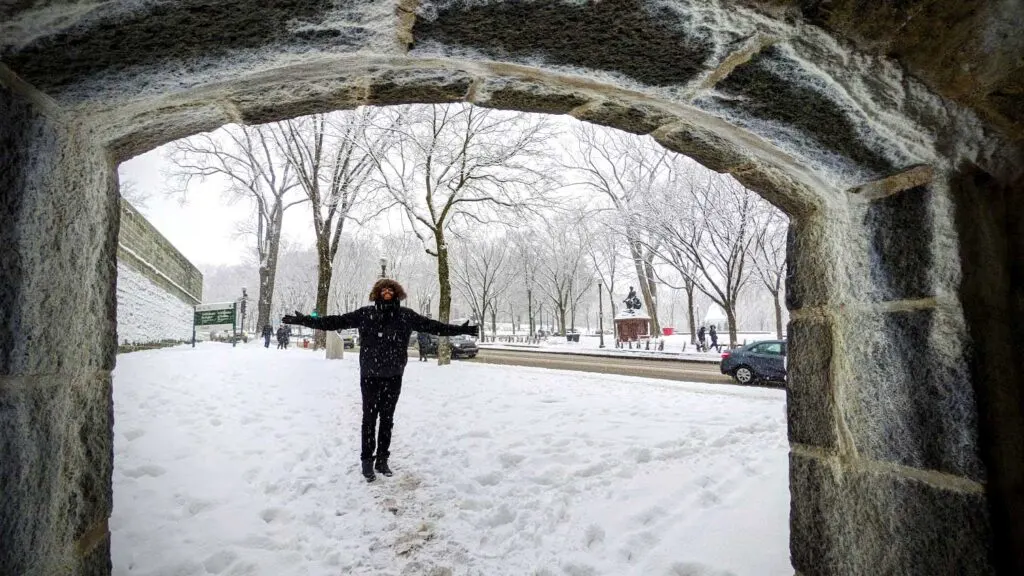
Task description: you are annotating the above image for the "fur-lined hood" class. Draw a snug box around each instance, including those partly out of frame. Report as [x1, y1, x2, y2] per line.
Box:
[368, 278, 407, 302]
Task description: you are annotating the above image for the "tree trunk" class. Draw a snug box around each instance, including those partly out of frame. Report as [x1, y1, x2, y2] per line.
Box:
[558, 304, 567, 336]
[627, 237, 660, 334]
[606, 286, 617, 320]
[510, 302, 516, 335]
[313, 247, 332, 350]
[643, 256, 659, 334]
[773, 290, 783, 340]
[527, 289, 535, 337]
[255, 209, 284, 331]
[436, 234, 452, 365]
[686, 286, 697, 345]
[490, 307, 497, 340]
[725, 304, 738, 348]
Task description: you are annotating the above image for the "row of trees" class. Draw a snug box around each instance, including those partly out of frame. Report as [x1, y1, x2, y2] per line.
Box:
[166, 103, 787, 360]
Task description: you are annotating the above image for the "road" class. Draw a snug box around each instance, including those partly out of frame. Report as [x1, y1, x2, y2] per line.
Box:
[468, 348, 737, 385]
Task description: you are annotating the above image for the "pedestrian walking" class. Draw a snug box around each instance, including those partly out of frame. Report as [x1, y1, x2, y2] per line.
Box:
[697, 325, 707, 352]
[262, 324, 273, 348]
[709, 325, 719, 352]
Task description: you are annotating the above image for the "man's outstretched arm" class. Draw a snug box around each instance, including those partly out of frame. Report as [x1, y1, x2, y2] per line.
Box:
[282, 309, 361, 331]
[408, 311, 479, 338]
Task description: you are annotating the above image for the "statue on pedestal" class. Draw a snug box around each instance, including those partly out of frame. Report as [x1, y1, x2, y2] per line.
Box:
[623, 286, 642, 311]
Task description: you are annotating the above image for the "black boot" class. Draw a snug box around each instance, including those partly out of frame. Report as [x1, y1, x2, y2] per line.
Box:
[361, 459, 376, 483]
[374, 457, 393, 477]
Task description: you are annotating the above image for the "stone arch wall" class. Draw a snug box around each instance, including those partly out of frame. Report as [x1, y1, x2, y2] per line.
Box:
[2, 1, 1022, 574]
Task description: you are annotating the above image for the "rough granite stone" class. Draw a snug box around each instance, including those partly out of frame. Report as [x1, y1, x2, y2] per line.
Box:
[790, 451, 994, 576]
[863, 185, 934, 301]
[840, 308, 984, 482]
[571, 99, 677, 135]
[787, 319, 837, 449]
[711, 44, 895, 179]
[413, 0, 715, 87]
[0, 84, 119, 376]
[474, 77, 590, 115]
[0, 372, 114, 576]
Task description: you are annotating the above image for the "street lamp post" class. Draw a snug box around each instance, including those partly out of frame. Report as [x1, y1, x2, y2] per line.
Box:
[379, 257, 387, 279]
[240, 287, 248, 336]
[598, 281, 605, 348]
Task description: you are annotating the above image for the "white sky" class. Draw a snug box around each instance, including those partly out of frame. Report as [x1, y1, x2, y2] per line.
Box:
[118, 147, 316, 267]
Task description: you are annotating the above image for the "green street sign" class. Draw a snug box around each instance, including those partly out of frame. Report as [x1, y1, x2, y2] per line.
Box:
[194, 307, 236, 326]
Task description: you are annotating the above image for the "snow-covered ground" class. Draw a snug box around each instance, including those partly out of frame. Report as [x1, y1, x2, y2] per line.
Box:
[111, 343, 791, 576]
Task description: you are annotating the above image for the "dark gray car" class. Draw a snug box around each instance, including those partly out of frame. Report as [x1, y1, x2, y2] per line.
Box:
[719, 340, 787, 385]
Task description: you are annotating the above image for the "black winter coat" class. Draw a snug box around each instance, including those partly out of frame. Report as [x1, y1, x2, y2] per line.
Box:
[296, 301, 471, 377]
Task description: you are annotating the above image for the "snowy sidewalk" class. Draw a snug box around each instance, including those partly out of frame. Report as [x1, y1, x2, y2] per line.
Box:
[111, 343, 791, 576]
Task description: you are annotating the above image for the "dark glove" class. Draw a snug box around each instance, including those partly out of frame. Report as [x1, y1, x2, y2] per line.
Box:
[461, 321, 480, 338]
[281, 310, 308, 326]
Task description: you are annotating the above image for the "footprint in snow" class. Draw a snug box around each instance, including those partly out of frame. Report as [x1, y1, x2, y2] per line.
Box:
[123, 429, 146, 442]
[122, 465, 166, 478]
[202, 549, 238, 574]
[259, 508, 291, 524]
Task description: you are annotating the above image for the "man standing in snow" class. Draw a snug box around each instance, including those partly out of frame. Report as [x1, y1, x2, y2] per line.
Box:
[417, 331, 431, 361]
[697, 325, 707, 352]
[262, 324, 274, 348]
[282, 278, 479, 483]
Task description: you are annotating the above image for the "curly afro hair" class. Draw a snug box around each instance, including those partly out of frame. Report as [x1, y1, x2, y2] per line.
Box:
[369, 278, 407, 302]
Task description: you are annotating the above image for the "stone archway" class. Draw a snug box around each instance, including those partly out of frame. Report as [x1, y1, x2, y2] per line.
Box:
[2, 2, 1022, 575]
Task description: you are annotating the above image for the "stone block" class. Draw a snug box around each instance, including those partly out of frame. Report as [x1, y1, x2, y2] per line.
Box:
[0, 372, 114, 576]
[653, 122, 748, 173]
[474, 77, 590, 115]
[711, 44, 895, 178]
[790, 451, 994, 576]
[863, 185, 934, 301]
[413, 0, 714, 87]
[365, 69, 473, 106]
[572, 99, 676, 135]
[787, 319, 837, 449]
[1, 84, 119, 376]
[840, 308, 984, 481]
[785, 216, 841, 310]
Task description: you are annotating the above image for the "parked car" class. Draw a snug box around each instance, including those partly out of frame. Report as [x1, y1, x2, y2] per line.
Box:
[339, 329, 357, 349]
[450, 335, 479, 358]
[720, 340, 787, 385]
[414, 334, 478, 359]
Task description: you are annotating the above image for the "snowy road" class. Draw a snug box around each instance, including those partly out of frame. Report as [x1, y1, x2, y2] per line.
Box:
[469, 348, 734, 385]
[111, 343, 791, 576]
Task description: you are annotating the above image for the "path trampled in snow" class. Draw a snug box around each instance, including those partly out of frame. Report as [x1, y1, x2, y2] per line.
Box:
[111, 343, 790, 576]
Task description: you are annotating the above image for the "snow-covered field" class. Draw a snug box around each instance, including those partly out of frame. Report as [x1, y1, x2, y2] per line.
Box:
[111, 343, 791, 576]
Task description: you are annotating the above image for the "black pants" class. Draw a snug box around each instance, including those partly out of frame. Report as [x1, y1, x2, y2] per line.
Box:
[360, 375, 403, 461]
[264, 336, 271, 348]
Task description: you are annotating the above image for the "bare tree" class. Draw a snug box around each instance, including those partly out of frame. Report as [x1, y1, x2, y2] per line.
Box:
[272, 109, 392, 348]
[273, 241, 318, 323]
[582, 213, 624, 320]
[367, 103, 554, 364]
[451, 236, 512, 342]
[118, 177, 153, 209]
[650, 166, 769, 347]
[653, 242, 704, 346]
[168, 125, 305, 331]
[535, 215, 591, 336]
[751, 210, 788, 339]
[563, 124, 671, 334]
[509, 230, 542, 338]
[329, 233, 378, 314]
